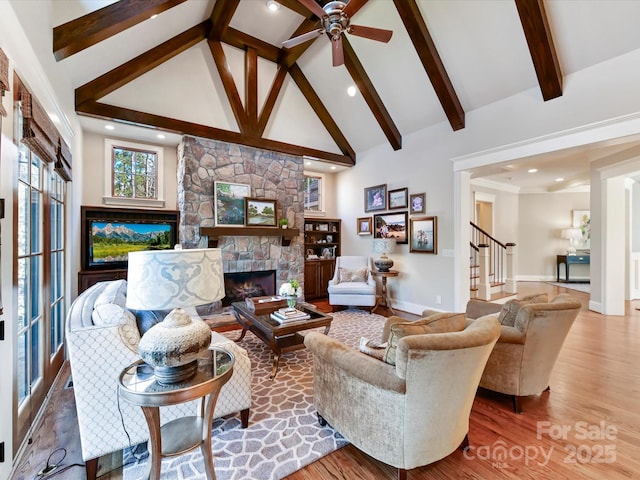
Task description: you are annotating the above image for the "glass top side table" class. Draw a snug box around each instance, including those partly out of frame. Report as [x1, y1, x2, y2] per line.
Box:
[118, 348, 234, 480]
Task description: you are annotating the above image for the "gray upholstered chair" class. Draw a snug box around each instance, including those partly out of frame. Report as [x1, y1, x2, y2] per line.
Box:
[304, 315, 501, 480]
[327, 255, 376, 310]
[471, 293, 582, 413]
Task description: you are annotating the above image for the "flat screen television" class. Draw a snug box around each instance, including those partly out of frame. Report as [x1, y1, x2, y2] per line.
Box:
[81, 206, 179, 270]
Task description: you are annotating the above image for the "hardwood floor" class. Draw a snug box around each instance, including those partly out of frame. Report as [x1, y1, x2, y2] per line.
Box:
[12, 283, 640, 480]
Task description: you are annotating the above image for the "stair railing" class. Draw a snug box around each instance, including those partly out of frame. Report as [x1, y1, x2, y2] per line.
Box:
[470, 222, 516, 299]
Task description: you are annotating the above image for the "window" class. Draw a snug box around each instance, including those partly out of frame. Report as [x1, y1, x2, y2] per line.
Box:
[304, 173, 325, 215]
[104, 139, 164, 207]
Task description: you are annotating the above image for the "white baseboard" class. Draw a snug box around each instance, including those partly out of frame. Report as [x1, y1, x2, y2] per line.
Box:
[589, 300, 603, 313]
[391, 299, 440, 316]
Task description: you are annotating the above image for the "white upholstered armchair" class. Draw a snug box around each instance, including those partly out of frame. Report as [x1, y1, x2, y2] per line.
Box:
[327, 256, 376, 310]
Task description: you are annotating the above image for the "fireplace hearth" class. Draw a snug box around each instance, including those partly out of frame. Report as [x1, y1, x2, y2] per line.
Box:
[223, 270, 277, 306]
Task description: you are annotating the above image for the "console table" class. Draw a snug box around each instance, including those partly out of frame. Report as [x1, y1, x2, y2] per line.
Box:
[556, 255, 590, 283]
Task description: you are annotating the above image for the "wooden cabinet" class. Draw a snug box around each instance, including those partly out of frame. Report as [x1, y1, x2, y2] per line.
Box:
[78, 269, 127, 293]
[304, 218, 341, 299]
[304, 259, 336, 300]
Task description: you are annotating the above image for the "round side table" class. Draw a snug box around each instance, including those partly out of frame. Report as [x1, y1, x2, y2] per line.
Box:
[118, 348, 234, 480]
[371, 269, 399, 315]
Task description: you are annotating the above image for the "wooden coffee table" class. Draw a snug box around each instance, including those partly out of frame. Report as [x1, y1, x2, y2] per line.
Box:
[232, 301, 332, 379]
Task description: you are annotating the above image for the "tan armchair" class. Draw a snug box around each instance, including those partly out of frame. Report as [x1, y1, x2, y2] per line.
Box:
[473, 293, 582, 413]
[304, 315, 501, 480]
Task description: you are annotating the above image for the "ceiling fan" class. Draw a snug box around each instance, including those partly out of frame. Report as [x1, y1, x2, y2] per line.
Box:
[282, 0, 393, 67]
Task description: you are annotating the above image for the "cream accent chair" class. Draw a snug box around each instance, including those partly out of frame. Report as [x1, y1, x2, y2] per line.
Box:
[467, 293, 582, 413]
[327, 256, 376, 311]
[66, 281, 252, 480]
[304, 315, 501, 480]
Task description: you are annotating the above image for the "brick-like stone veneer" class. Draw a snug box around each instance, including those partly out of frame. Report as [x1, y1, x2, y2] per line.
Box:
[177, 136, 305, 293]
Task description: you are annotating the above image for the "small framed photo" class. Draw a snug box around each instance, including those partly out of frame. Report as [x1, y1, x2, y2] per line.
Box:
[410, 216, 437, 254]
[410, 193, 425, 214]
[245, 198, 277, 226]
[318, 224, 329, 231]
[357, 217, 372, 235]
[326, 234, 334, 243]
[374, 211, 408, 244]
[214, 181, 251, 226]
[388, 188, 408, 210]
[364, 184, 387, 212]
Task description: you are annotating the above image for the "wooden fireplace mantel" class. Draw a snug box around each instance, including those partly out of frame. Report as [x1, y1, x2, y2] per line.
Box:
[200, 227, 300, 248]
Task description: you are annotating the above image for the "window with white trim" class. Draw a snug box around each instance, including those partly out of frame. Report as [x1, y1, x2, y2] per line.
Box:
[304, 173, 325, 215]
[104, 139, 164, 207]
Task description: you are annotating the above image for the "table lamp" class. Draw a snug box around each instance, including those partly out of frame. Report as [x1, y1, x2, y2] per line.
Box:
[126, 247, 225, 384]
[372, 238, 395, 272]
[561, 228, 582, 256]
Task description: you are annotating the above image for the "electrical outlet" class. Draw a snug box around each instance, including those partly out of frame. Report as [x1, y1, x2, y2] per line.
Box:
[436, 295, 442, 305]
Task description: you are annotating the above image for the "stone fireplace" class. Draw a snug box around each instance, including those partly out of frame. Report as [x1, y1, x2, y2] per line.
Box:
[176, 136, 304, 300]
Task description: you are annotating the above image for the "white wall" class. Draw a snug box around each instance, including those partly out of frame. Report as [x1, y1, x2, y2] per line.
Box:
[470, 183, 519, 244]
[633, 182, 640, 251]
[518, 192, 590, 280]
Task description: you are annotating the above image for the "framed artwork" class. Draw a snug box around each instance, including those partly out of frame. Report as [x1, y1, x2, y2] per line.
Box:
[388, 188, 408, 209]
[214, 181, 251, 226]
[245, 198, 277, 226]
[409, 193, 425, 214]
[373, 211, 408, 244]
[364, 184, 387, 212]
[572, 210, 591, 250]
[410, 216, 437, 254]
[357, 217, 372, 235]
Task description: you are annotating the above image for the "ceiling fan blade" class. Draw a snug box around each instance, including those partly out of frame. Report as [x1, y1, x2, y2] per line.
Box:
[297, 0, 327, 18]
[282, 28, 324, 49]
[348, 24, 393, 43]
[343, 0, 368, 17]
[332, 36, 344, 67]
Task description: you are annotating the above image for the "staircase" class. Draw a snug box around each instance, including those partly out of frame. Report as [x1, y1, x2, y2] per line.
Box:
[470, 222, 517, 300]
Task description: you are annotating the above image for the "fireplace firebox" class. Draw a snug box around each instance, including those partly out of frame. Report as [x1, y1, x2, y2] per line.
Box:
[223, 270, 277, 306]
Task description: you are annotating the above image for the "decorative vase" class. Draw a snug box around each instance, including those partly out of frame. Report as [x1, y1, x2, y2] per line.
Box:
[286, 296, 297, 308]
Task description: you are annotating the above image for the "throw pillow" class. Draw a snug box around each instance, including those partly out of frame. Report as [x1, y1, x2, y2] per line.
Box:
[133, 309, 173, 335]
[359, 337, 388, 361]
[383, 312, 467, 365]
[118, 315, 141, 353]
[94, 279, 127, 308]
[338, 267, 368, 283]
[92, 303, 134, 327]
[498, 293, 547, 327]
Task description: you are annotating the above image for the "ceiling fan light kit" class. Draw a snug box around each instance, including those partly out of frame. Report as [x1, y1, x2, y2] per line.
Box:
[283, 0, 393, 67]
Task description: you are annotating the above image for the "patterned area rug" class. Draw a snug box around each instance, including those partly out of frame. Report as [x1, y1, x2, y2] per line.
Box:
[123, 308, 387, 480]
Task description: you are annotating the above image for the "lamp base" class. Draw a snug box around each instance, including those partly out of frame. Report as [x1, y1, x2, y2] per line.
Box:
[153, 360, 199, 385]
[374, 258, 394, 272]
[566, 246, 577, 256]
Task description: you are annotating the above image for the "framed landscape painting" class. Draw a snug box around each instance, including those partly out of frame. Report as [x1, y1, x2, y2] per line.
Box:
[388, 188, 408, 210]
[410, 216, 437, 254]
[373, 211, 408, 244]
[245, 198, 277, 226]
[214, 181, 250, 226]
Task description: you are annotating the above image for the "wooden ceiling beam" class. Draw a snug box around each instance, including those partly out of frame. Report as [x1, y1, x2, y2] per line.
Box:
[258, 66, 288, 136]
[342, 37, 402, 151]
[245, 47, 259, 135]
[289, 64, 356, 160]
[209, 0, 240, 40]
[223, 27, 281, 63]
[393, 0, 465, 131]
[75, 21, 210, 107]
[208, 40, 249, 134]
[53, 0, 187, 61]
[76, 101, 355, 166]
[515, 0, 563, 101]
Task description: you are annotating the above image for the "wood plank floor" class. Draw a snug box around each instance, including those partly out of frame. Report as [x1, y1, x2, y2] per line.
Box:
[12, 282, 640, 480]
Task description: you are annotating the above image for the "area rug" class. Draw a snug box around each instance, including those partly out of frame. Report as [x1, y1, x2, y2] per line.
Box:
[123, 308, 387, 480]
[546, 282, 590, 293]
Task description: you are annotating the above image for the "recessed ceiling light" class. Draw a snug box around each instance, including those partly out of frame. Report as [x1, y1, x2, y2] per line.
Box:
[266, 0, 280, 11]
[105, 125, 115, 130]
[528, 168, 538, 173]
[157, 134, 165, 139]
[555, 177, 564, 182]
[330, 166, 336, 170]
[150, 14, 158, 19]
[347, 85, 357, 97]
[305, 161, 311, 166]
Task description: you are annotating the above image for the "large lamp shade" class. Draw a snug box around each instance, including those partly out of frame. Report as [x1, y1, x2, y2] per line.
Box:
[126, 248, 225, 384]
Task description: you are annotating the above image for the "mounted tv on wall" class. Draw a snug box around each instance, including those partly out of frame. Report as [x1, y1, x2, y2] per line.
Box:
[81, 206, 179, 271]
